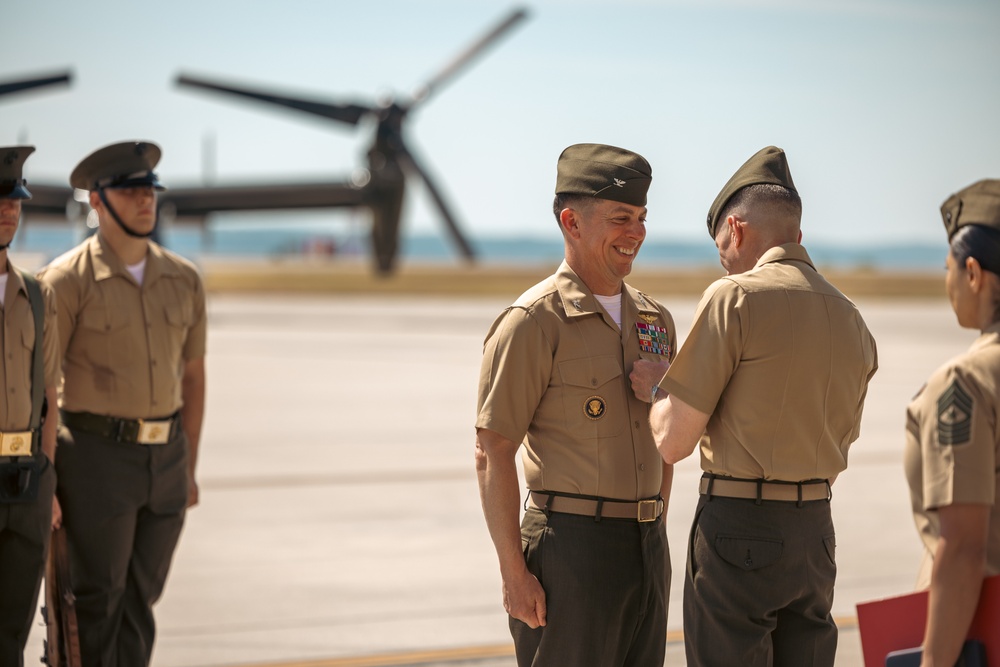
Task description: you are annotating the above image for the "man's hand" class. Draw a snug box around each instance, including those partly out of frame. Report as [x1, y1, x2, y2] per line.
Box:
[503, 567, 547, 628]
[51, 495, 62, 530]
[186, 472, 199, 508]
[630, 358, 670, 403]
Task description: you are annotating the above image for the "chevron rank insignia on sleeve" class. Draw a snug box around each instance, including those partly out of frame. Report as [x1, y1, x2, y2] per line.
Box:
[937, 379, 973, 446]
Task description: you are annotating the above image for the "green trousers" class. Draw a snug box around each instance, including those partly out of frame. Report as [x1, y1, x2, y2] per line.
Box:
[683, 495, 838, 667]
[56, 425, 188, 667]
[511, 508, 670, 667]
[0, 454, 55, 667]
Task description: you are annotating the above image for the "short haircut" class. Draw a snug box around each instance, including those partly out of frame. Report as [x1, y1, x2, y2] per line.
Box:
[552, 193, 593, 225]
[719, 183, 802, 228]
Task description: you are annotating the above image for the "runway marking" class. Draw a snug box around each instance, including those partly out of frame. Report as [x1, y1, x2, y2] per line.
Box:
[231, 617, 858, 667]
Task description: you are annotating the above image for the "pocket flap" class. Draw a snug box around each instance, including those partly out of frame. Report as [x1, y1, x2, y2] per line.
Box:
[715, 535, 783, 571]
[558, 355, 622, 389]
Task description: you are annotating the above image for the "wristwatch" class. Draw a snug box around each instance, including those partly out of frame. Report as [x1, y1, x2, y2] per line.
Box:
[651, 384, 659, 403]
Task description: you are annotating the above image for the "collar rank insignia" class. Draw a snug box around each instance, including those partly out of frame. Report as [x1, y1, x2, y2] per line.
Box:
[636, 322, 671, 357]
[937, 379, 973, 445]
[584, 395, 606, 420]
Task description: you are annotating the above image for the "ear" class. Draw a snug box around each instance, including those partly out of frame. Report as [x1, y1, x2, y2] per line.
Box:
[89, 190, 102, 210]
[559, 207, 581, 239]
[797, 229, 803, 244]
[966, 256, 985, 293]
[725, 214, 745, 248]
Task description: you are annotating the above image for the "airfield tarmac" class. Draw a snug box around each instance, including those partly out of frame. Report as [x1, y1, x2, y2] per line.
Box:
[25, 285, 974, 667]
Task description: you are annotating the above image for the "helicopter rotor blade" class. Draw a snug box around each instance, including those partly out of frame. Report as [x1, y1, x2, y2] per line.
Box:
[409, 6, 528, 107]
[0, 71, 72, 98]
[395, 144, 476, 262]
[176, 74, 372, 126]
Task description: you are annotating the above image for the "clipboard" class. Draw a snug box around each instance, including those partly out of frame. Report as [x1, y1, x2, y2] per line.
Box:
[856, 574, 1000, 666]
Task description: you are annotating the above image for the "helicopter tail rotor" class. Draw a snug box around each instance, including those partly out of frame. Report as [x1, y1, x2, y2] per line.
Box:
[396, 145, 476, 263]
[0, 71, 72, 98]
[176, 74, 372, 127]
[409, 7, 528, 108]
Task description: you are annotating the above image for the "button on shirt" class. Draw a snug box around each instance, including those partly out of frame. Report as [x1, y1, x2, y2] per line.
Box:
[477, 261, 676, 500]
[39, 234, 207, 419]
[0, 261, 60, 432]
[904, 322, 1000, 586]
[660, 244, 878, 481]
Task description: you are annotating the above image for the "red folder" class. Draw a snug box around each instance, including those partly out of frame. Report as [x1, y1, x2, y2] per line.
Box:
[856, 574, 1000, 667]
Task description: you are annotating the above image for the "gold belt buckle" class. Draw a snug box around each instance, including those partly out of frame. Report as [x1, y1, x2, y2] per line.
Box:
[0, 431, 33, 456]
[137, 420, 171, 445]
[637, 499, 658, 522]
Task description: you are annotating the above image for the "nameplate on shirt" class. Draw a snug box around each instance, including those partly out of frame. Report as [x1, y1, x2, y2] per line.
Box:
[636, 322, 671, 357]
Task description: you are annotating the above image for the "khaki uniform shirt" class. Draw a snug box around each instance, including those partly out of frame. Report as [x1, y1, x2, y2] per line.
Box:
[477, 260, 676, 500]
[660, 244, 878, 481]
[38, 233, 207, 419]
[0, 261, 60, 433]
[904, 322, 1000, 587]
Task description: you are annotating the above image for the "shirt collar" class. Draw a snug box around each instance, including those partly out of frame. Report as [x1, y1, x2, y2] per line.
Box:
[2, 258, 27, 302]
[91, 233, 178, 284]
[975, 321, 1000, 348]
[554, 259, 657, 323]
[754, 243, 816, 271]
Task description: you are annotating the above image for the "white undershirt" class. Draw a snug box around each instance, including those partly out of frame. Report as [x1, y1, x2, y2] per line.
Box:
[0, 273, 7, 308]
[126, 258, 147, 286]
[594, 292, 622, 329]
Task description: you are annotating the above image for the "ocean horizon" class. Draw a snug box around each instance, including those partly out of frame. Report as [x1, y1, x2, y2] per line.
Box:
[12, 218, 947, 273]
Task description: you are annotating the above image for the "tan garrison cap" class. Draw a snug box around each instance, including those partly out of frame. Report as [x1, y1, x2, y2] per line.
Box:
[70, 140, 166, 191]
[706, 146, 796, 238]
[940, 179, 1000, 239]
[555, 143, 651, 207]
[0, 146, 35, 200]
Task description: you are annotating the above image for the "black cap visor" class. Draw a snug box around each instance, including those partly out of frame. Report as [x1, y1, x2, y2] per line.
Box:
[0, 182, 32, 200]
[98, 170, 166, 191]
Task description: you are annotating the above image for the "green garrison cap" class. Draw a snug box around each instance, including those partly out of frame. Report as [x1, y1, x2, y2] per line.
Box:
[706, 146, 796, 238]
[0, 146, 36, 200]
[555, 143, 652, 207]
[70, 140, 166, 191]
[940, 179, 1000, 239]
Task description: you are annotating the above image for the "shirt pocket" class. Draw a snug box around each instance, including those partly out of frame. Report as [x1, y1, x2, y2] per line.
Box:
[558, 355, 625, 439]
[163, 301, 191, 351]
[76, 304, 135, 366]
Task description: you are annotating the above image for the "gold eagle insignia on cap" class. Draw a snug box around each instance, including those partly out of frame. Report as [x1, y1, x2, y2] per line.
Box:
[584, 396, 607, 420]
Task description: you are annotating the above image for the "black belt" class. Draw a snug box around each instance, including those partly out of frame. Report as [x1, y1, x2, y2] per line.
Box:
[528, 491, 664, 522]
[60, 410, 180, 445]
[699, 473, 831, 506]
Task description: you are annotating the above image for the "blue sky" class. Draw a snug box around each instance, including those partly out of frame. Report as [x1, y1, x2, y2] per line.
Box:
[2, 0, 998, 251]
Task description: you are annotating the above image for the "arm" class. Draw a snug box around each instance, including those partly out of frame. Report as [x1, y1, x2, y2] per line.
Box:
[180, 357, 206, 508]
[43, 384, 62, 529]
[920, 503, 990, 667]
[650, 393, 711, 465]
[660, 459, 673, 516]
[630, 358, 670, 403]
[474, 427, 546, 628]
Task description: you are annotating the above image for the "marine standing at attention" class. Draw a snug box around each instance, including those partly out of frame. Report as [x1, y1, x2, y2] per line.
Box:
[637, 146, 878, 666]
[904, 179, 1000, 666]
[0, 146, 60, 667]
[38, 141, 207, 667]
[476, 143, 676, 667]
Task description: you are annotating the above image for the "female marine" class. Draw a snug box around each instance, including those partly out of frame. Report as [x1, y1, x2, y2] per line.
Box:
[904, 179, 1000, 666]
